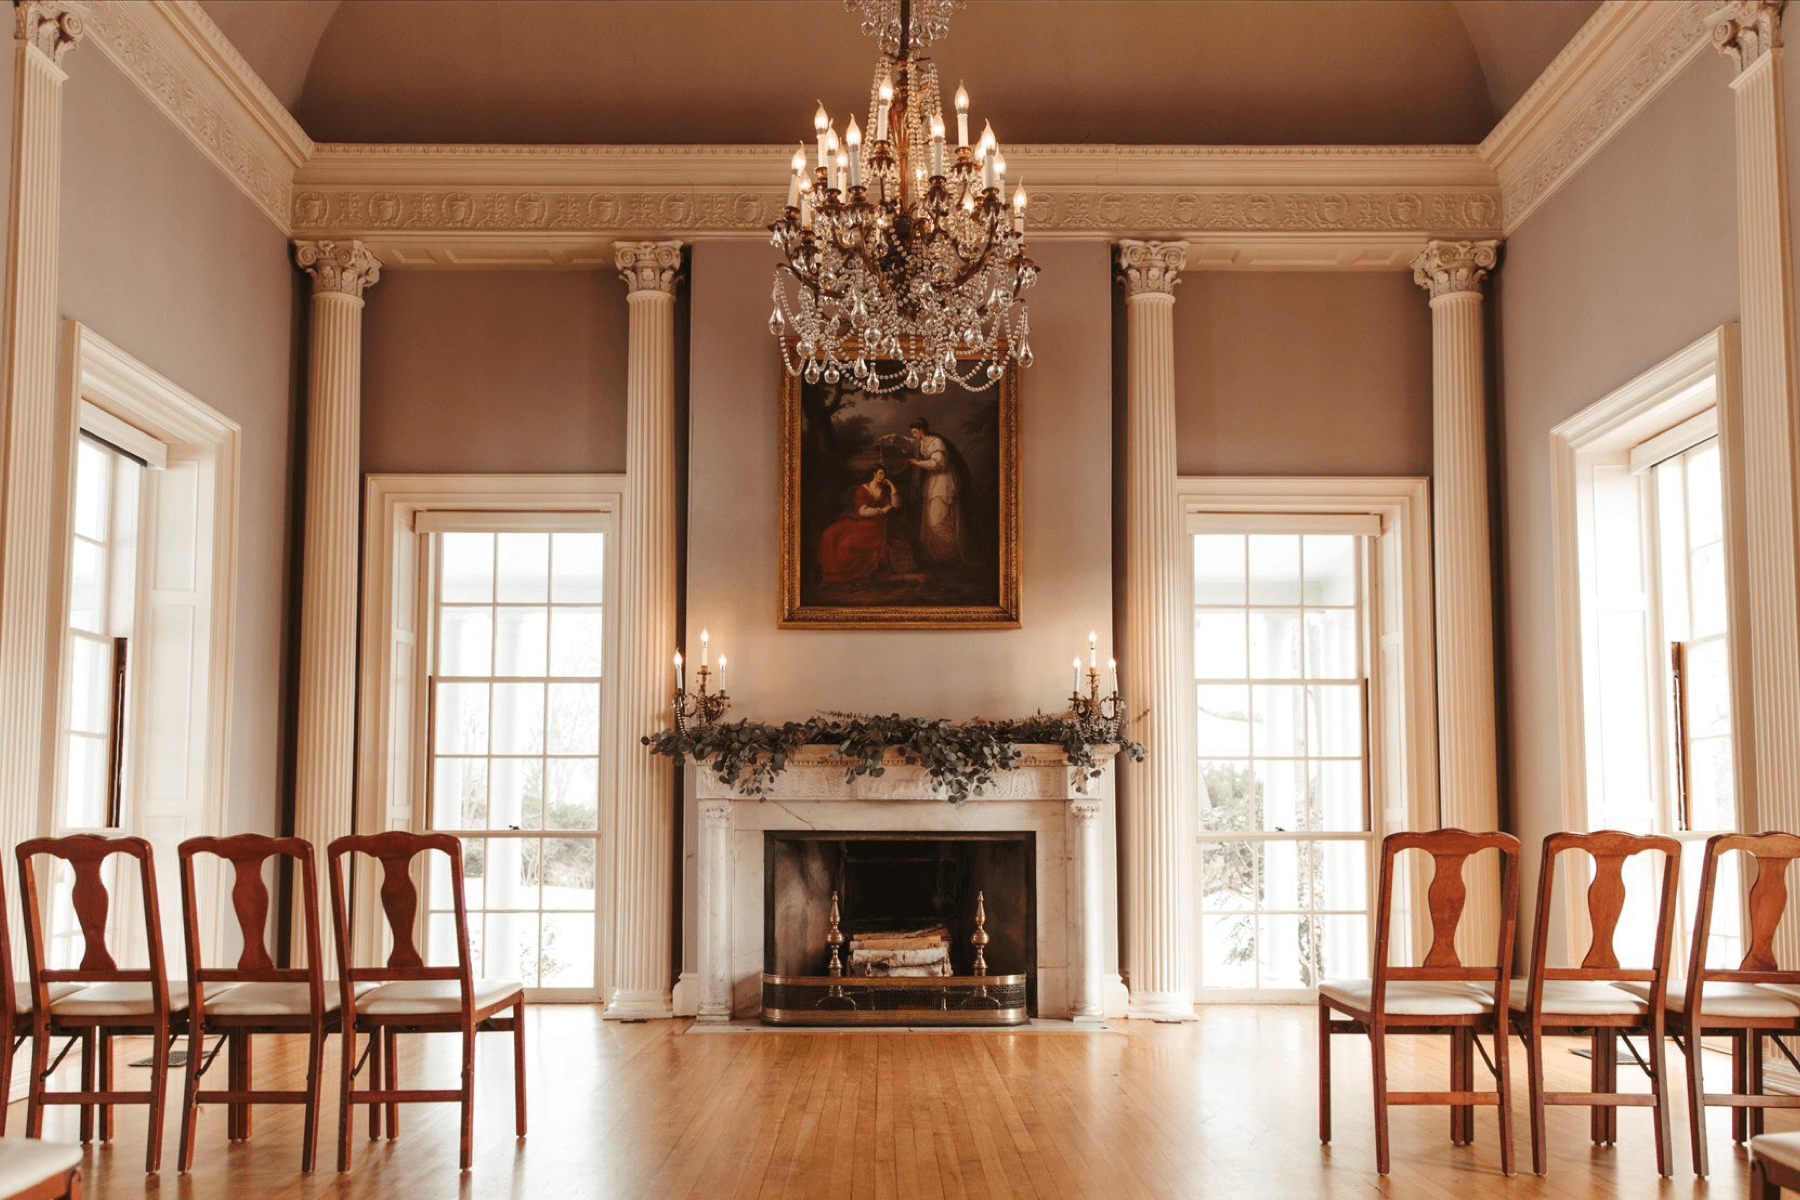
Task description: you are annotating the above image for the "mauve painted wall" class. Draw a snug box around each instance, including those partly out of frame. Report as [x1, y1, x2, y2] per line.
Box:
[1496, 52, 1738, 946]
[1173, 272, 1432, 476]
[57, 51, 301, 838]
[361, 271, 629, 474]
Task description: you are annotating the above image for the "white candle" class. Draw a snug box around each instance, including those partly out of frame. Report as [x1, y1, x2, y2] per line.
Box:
[788, 144, 806, 208]
[1109, 658, 1118, 695]
[674, 649, 684, 694]
[718, 654, 728, 693]
[980, 123, 997, 190]
[814, 103, 830, 171]
[929, 114, 946, 177]
[1072, 657, 1081, 694]
[955, 84, 970, 147]
[1088, 630, 1097, 671]
[700, 628, 710, 668]
[835, 151, 848, 195]
[845, 117, 862, 189]
[1012, 182, 1027, 232]
[877, 75, 893, 140]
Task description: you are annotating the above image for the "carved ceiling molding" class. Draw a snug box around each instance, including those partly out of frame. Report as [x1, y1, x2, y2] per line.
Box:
[1482, 0, 1716, 235]
[77, 0, 312, 231]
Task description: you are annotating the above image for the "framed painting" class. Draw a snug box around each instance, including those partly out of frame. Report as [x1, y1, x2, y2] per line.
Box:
[778, 356, 1020, 629]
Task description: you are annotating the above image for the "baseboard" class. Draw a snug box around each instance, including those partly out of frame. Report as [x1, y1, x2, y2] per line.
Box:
[672, 972, 698, 1017]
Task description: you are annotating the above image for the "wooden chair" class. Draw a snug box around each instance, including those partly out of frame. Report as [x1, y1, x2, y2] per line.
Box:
[327, 832, 525, 1172]
[1754, 1132, 1800, 1197]
[1, 863, 82, 1139]
[15, 835, 183, 1173]
[1317, 828, 1521, 1175]
[1627, 832, 1800, 1176]
[0, 1138, 81, 1200]
[176, 834, 340, 1172]
[1508, 830, 1681, 1176]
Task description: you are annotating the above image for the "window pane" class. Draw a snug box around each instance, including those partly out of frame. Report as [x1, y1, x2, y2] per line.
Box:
[549, 608, 603, 677]
[1684, 638, 1732, 739]
[432, 757, 487, 831]
[490, 682, 545, 755]
[433, 683, 489, 755]
[1251, 685, 1306, 758]
[539, 912, 596, 989]
[1315, 760, 1366, 832]
[437, 607, 493, 677]
[495, 533, 550, 604]
[541, 837, 597, 900]
[1200, 840, 1257, 909]
[490, 758, 536, 830]
[550, 533, 605, 604]
[1690, 542, 1728, 639]
[1319, 841, 1369, 910]
[440, 533, 494, 604]
[63, 736, 107, 828]
[1262, 840, 1301, 910]
[69, 541, 105, 634]
[494, 608, 549, 677]
[546, 682, 599, 755]
[67, 637, 111, 735]
[1247, 535, 1301, 605]
[1305, 609, 1357, 679]
[1303, 536, 1357, 606]
[1312, 685, 1363, 758]
[1200, 761, 1257, 833]
[1317, 912, 1369, 982]
[1194, 611, 1246, 680]
[1201, 913, 1256, 988]
[1249, 611, 1302, 679]
[488, 909, 538, 985]
[484, 839, 534, 912]
[544, 758, 599, 830]
[1254, 759, 1302, 833]
[1196, 685, 1251, 756]
[1193, 535, 1246, 605]
[1686, 441, 1723, 548]
[1687, 737, 1736, 831]
[1259, 913, 1309, 989]
[73, 441, 110, 542]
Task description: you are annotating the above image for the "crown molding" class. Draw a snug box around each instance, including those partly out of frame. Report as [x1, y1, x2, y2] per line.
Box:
[77, 0, 312, 232]
[1480, 0, 1715, 234]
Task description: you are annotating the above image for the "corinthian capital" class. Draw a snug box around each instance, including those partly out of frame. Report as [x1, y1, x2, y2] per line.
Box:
[616, 240, 683, 296]
[1115, 240, 1187, 297]
[15, 0, 83, 63]
[1711, 0, 1783, 73]
[294, 240, 382, 298]
[1411, 240, 1499, 300]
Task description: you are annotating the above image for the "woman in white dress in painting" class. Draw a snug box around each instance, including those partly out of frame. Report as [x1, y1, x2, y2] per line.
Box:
[905, 417, 964, 565]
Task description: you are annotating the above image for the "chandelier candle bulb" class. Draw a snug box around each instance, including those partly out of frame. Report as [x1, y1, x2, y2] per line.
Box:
[876, 75, 893, 140]
[845, 118, 862, 189]
[1013, 183, 1027, 232]
[700, 628, 709, 668]
[1089, 630, 1098, 671]
[1110, 658, 1119, 696]
[718, 654, 727, 692]
[1073, 657, 1081, 694]
[787, 144, 806, 208]
[674, 649, 684, 694]
[929, 114, 946, 177]
[814, 103, 830, 169]
[955, 83, 970, 145]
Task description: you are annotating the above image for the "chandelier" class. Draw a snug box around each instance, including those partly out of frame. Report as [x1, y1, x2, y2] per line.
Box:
[769, 0, 1037, 395]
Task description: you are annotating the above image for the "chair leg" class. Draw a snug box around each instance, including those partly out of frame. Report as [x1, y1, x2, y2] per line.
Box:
[1523, 1022, 1547, 1176]
[1370, 1027, 1390, 1176]
[78, 1029, 93, 1144]
[459, 1027, 475, 1172]
[1749, 1031, 1767, 1139]
[0, 1029, 11, 1138]
[177, 1019, 203, 1172]
[1317, 1002, 1332, 1143]
[366, 1026, 383, 1141]
[300, 1022, 324, 1173]
[1752, 1158, 1781, 1200]
[1685, 1028, 1710, 1176]
[1494, 1019, 1514, 1176]
[239, 1032, 255, 1142]
[1448, 1028, 1466, 1146]
[513, 999, 527, 1138]
[1648, 1019, 1672, 1178]
[146, 1020, 170, 1173]
[1460, 1028, 1477, 1145]
[336, 1026, 356, 1173]
[25, 1026, 48, 1138]
[383, 1028, 398, 1140]
[97, 1032, 114, 1144]
[1734, 1031, 1749, 1145]
[225, 1031, 241, 1141]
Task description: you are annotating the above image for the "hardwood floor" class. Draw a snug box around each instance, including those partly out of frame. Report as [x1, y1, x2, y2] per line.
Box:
[18, 1004, 1794, 1199]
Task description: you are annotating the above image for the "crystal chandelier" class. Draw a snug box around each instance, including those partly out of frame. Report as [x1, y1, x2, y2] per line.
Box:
[769, 0, 1037, 395]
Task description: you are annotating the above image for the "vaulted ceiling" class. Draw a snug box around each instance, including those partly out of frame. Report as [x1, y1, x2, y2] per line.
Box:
[197, 0, 1602, 147]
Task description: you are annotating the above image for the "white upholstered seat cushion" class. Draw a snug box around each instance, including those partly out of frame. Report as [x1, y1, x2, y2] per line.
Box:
[0, 1138, 80, 1197]
[355, 979, 523, 1016]
[1614, 979, 1800, 1018]
[1492, 979, 1652, 1016]
[48, 982, 191, 1018]
[1318, 979, 1492, 1016]
[200, 982, 358, 1017]
[10, 983, 83, 1013]
[1753, 1131, 1800, 1173]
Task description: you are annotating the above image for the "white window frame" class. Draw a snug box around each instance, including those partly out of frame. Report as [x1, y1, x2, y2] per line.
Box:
[1179, 477, 1436, 1000]
[1550, 325, 1749, 963]
[50, 321, 241, 967]
[358, 475, 624, 998]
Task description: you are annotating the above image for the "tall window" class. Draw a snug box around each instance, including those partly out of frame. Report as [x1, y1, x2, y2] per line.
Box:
[423, 527, 607, 997]
[1194, 531, 1373, 997]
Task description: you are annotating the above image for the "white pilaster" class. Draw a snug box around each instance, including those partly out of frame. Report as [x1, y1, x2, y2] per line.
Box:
[606, 240, 682, 1020]
[1412, 239, 1502, 960]
[696, 798, 733, 1022]
[1067, 798, 1105, 1023]
[1713, 4, 1800, 897]
[0, 1, 80, 912]
[292, 239, 380, 965]
[1116, 240, 1196, 1021]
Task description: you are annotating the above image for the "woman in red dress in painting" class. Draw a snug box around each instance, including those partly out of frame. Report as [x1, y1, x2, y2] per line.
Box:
[817, 467, 899, 588]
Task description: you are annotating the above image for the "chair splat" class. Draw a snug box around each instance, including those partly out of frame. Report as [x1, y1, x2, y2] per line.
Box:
[1742, 854, 1791, 974]
[1580, 852, 1629, 972]
[377, 852, 425, 970]
[1422, 852, 1472, 969]
[229, 858, 276, 972]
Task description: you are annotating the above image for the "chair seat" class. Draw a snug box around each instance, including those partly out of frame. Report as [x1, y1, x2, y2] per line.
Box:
[200, 981, 369, 1017]
[1319, 979, 1492, 1016]
[48, 982, 192, 1018]
[0, 1137, 81, 1197]
[1614, 979, 1800, 1018]
[356, 979, 523, 1016]
[1498, 979, 1651, 1016]
[1753, 1131, 1800, 1172]
[11, 982, 83, 1013]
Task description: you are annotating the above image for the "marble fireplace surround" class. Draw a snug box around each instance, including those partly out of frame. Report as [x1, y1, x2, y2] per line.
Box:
[695, 745, 1129, 1023]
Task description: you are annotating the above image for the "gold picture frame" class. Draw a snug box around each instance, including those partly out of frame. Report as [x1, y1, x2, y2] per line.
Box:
[778, 355, 1021, 629]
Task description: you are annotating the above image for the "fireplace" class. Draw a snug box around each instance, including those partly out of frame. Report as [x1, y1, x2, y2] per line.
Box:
[763, 833, 1036, 1024]
[693, 744, 1127, 1023]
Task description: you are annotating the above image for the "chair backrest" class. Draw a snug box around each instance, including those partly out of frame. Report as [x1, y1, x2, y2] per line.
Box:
[1525, 830, 1681, 1008]
[0, 858, 15, 1028]
[1372, 828, 1521, 1009]
[1687, 831, 1800, 1002]
[15, 834, 171, 1019]
[179, 834, 322, 1011]
[327, 831, 473, 1011]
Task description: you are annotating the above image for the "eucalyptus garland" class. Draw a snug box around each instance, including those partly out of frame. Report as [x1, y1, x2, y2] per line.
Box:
[643, 711, 1145, 803]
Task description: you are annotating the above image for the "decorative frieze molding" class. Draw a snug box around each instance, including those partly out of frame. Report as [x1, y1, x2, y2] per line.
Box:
[615, 240, 682, 295]
[78, 0, 311, 231]
[294, 239, 381, 297]
[15, 0, 81, 63]
[1482, 0, 1715, 234]
[1410, 239, 1499, 299]
[1712, 0, 1784, 72]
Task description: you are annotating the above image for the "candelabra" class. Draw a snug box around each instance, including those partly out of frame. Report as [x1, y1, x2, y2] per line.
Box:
[1070, 653, 1125, 739]
[672, 663, 729, 736]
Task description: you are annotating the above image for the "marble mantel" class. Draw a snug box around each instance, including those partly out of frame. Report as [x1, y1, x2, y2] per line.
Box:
[694, 745, 1128, 1023]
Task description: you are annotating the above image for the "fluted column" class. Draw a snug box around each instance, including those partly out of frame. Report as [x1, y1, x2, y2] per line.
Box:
[1116, 240, 1195, 1020]
[1067, 798, 1105, 1023]
[606, 240, 682, 1020]
[292, 240, 381, 966]
[696, 799, 733, 1022]
[1714, 5, 1800, 896]
[1412, 240, 1502, 962]
[0, 2, 80, 918]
